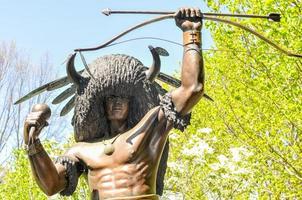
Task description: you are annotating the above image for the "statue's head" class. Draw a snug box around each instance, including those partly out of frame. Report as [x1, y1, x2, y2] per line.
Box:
[67, 47, 164, 142]
[105, 95, 130, 123]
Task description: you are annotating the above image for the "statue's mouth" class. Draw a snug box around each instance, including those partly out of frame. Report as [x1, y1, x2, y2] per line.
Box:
[112, 106, 122, 111]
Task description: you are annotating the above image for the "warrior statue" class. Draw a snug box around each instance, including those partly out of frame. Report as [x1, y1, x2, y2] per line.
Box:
[22, 8, 204, 200]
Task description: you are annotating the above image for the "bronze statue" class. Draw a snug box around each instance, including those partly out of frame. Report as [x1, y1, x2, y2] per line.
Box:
[14, 4, 302, 200]
[22, 8, 204, 200]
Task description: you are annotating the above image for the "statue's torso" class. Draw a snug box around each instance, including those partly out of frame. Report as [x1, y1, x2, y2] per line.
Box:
[66, 106, 170, 199]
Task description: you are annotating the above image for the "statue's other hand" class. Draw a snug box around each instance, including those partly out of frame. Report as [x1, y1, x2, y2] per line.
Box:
[24, 111, 48, 145]
[175, 7, 202, 32]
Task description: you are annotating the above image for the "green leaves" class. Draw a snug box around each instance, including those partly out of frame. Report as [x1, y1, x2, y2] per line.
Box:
[0, 140, 90, 200]
[164, 0, 302, 199]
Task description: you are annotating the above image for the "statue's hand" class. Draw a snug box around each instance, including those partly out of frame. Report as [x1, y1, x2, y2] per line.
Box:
[24, 111, 48, 145]
[175, 7, 202, 32]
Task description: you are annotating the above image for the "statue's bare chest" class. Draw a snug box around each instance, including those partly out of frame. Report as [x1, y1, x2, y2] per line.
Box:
[77, 107, 160, 169]
[75, 138, 136, 170]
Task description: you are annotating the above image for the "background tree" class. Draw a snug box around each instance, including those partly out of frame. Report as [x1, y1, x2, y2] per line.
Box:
[0, 42, 68, 166]
[0, 41, 77, 197]
[0, 42, 85, 198]
[164, 1, 302, 199]
[0, 140, 89, 200]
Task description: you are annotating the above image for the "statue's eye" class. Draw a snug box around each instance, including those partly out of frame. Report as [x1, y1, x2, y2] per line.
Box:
[106, 96, 129, 103]
[106, 95, 117, 101]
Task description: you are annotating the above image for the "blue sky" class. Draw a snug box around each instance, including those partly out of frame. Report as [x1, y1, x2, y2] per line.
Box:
[0, 0, 213, 76]
[0, 1, 215, 161]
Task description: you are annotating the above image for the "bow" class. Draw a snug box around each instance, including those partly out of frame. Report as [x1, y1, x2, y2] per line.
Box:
[14, 9, 301, 111]
[74, 9, 301, 58]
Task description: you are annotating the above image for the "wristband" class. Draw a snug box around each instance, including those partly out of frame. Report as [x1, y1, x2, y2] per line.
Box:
[183, 30, 201, 46]
[25, 139, 44, 156]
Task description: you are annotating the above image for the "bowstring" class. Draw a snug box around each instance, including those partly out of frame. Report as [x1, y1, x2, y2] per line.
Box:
[103, 36, 282, 54]
[72, 36, 282, 67]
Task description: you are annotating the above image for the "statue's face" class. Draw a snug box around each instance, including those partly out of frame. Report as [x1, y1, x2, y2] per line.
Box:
[105, 95, 129, 121]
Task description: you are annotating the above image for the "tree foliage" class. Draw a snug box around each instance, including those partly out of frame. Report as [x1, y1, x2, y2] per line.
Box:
[164, 0, 302, 199]
[0, 42, 66, 164]
[0, 139, 90, 200]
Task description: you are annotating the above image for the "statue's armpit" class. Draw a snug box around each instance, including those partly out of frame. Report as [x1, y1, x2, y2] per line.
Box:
[126, 107, 160, 145]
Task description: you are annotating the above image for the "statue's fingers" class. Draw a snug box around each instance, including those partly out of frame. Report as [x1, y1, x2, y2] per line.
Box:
[27, 111, 44, 119]
[190, 8, 196, 18]
[26, 121, 39, 129]
[26, 115, 43, 123]
[36, 124, 46, 134]
[27, 112, 49, 125]
[25, 119, 41, 127]
[180, 8, 185, 18]
[196, 8, 202, 18]
[186, 8, 191, 18]
[175, 9, 181, 17]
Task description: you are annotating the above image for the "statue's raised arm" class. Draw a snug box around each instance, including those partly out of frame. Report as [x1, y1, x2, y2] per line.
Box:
[171, 8, 204, 115]
[158, 8, 204, 132]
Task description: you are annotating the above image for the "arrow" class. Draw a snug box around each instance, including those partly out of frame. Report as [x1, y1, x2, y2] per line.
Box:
[102, 8, 281, 22]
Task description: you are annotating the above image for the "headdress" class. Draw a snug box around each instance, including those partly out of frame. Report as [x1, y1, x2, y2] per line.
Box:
[67, 46, 163, 142]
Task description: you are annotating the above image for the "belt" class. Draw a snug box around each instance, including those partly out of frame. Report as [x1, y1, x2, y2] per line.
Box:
[106, 194, 160, 200]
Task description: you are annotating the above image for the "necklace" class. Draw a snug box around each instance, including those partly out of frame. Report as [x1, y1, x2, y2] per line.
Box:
[103, 133, 122, 155]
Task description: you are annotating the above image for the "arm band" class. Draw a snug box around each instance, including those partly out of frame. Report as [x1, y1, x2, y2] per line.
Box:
[55, 156, 83, 196]
[160, 93, 191, 131]
[25, 139, 44, 156]
[183, 30, 201, 46]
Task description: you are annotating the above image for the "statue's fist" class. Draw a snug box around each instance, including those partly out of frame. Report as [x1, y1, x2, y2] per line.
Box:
[23, 104, 51, 145]
[175, 7, 202, 32]
[24, 112, 49, 144]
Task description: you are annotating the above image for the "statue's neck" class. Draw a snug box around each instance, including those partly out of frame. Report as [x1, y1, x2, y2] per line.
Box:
[109, 120, 128, 136]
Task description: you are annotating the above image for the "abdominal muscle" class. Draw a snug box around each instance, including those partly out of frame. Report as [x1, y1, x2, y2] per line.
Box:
[88, 162, 152, 199]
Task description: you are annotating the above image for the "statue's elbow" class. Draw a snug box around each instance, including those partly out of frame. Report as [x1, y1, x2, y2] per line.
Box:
[41, 183, 62, 196]
[189, 83, 204, 95]
[43, 188, 57, 196]
[179, 84, 204, 102]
